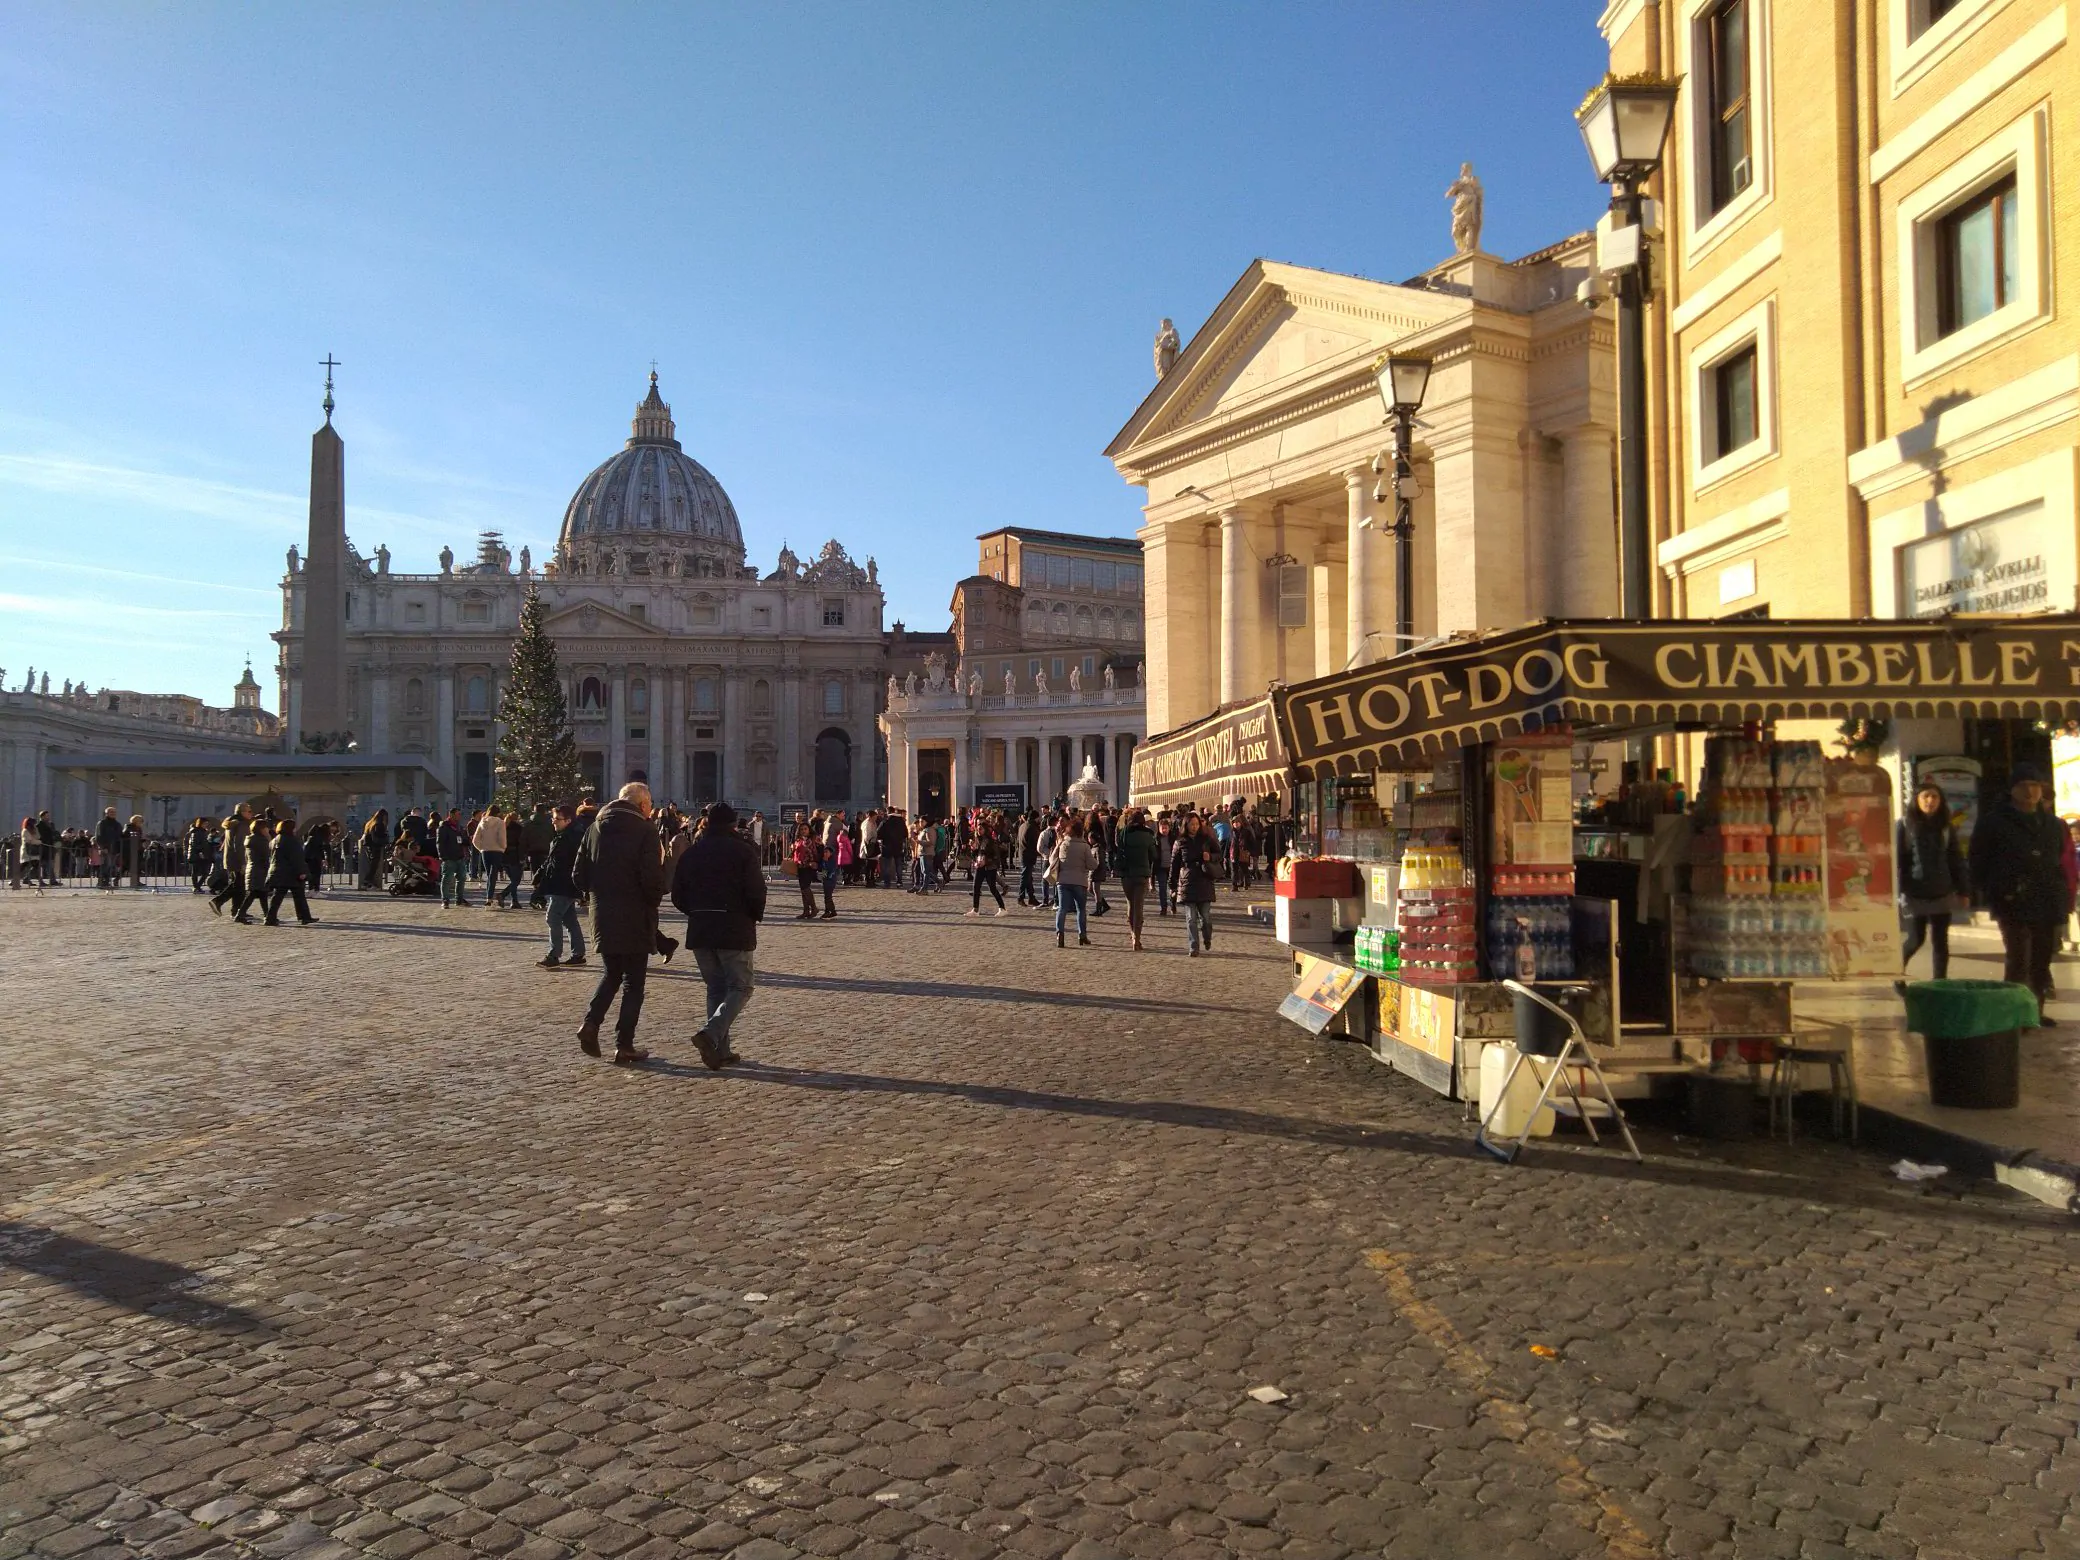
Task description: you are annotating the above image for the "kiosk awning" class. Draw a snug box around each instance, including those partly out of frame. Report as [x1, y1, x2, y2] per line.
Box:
[1130, 695, 1290, 809]
[1273, 616, 2080, 776]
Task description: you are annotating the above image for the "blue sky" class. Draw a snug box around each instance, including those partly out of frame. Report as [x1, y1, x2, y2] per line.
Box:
[0, 2, 1610, 706]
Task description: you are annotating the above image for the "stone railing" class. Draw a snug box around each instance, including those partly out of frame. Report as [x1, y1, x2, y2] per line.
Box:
[0, 689, 279, 741]
[887, 683, 1146, 715]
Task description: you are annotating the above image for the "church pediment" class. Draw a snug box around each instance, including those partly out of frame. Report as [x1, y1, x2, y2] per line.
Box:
[1106, 261, 1460, 465]
[542, 601, 665, 637]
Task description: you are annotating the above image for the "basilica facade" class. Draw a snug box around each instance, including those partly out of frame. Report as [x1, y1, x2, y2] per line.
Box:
[274, 374, 888, 817]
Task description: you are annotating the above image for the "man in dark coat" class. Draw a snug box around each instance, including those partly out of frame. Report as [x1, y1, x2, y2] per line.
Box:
[1970, 764, 2074, 1021]
[436, 808, 472, 907]
[574, 782, 665, 1063]
[93, 807, 123, 891]
[262, 822, 315, 926]
[211, 808, 250, 919]
[670, 801, 768, 1070]
[536, 803, 588, 969]
[878, 810, 908, 890]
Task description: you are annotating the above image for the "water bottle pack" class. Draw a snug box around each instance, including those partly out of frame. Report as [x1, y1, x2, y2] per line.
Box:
[1484, 897, 1575, 981]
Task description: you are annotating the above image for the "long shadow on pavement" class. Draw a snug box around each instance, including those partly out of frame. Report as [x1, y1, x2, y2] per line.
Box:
[626, 1060, 2043, 1225]
[326, 920, 543, 944]
[723, 970, 1262, 1016]
[0, 1221, 275, 1334]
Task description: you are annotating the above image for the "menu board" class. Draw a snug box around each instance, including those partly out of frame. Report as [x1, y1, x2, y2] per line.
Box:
[1823, 758, 1899, 979]
[1400, 982, 1458, 1062]
[1488, 732, 1576, 865]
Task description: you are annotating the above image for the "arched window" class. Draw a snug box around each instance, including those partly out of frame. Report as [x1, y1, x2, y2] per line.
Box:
[1050, 603, 1069, 637]
[693, 677, 718, 714]
[630, 679, 649, 715]
[1025, 600, 1047, 633]
[1075, 605, 1095, 641]
[753, 755, 775, 790]
[1123, 609, 1140, 641]
[814, 728, 852, 802]
[1098, 608, 1116, 640]
[464, 675, 488, 713]
[404, 677, 425, 715]
[823, 679, 845, 716]
[578, 676, 606, 712]
[752, 678, 772, 715]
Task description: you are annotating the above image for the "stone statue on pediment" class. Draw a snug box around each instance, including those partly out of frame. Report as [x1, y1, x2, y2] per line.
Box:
[1034, 667, 1049, 697]
[287, 544, 300, 574]
[1447, 162, 1484, 255]
[1004, 667, 1016, 700]
[967, 669, 981, 699]
[439, 545, 454, 575]
[904, 672, 917, 698]
[519, 546, 531, 574]
[376, 543, 390, 575]
[1136, 659, 1145, 688]
[39, 672, 49, 695]
[888, 675, 900, 704]
[1154, 317, 1180, 379]
[1068, 665, 1082, 693]
[924, 651, 947, 692]
[866, 557, 879, 586]
[1102, 664, 1116, 691]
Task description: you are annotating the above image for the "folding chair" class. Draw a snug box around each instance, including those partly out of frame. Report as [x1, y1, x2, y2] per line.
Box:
[1476, 979, 1642, 1163]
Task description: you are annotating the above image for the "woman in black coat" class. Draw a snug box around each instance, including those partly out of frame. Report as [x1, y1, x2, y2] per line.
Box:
[241, 819, 273, 923]
[1897, 782, 1967, 979]
[264, 820, 316, 925]
[1968, 765, 2073, 1017]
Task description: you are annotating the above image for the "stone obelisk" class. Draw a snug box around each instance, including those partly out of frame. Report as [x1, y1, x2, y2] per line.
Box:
[300, 359, 348, 745]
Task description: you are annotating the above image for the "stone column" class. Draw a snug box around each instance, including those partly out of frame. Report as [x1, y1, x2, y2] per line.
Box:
[368, 671, 389, 753]
[780, 670, 802, 803]
[1141, 517, 1212, 733]
[855, 673, 877, 810]
[608, 669, 627, 792]
[434, 672, 455, 799]
[1219, 506, 1253, 705]
[722, 674, 744, 804]
[1558, 426, 1618, 617]
[1345, 468, 1377, 667]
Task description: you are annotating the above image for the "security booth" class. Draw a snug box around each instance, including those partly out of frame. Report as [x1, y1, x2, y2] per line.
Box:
[1262, 615, 2080, 1109]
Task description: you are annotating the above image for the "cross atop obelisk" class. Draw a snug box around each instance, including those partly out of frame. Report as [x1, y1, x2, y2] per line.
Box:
[320, 354, 340, 424]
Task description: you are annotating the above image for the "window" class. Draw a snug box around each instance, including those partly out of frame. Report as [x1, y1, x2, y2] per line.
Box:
[1047, 555, 1070, 588]
[823, 679, 845, 716]
[462, 600, 490, 624]
[404, 677, 425, 715]
[406, 601, 426, 624]
[1704, 1, 1751, 216]
[1911, 0, 1966, 40]
[1121, 565, 1141, 594]
[628, 727, 647, 740]
[1095, 561, 1116, 592]
[1051, 657, 1065, 680]
[752, 605, 772, 627]
[822, 599, 845, 627]
[464, 675, 489, 713]
[1074, 605, 1094, 640]
[693, 677, 718, 713]
[628, 603, 646, 622]
[630, 679, 649, 715]
[578, 676, 606, 712]
[1082, 656, 1095, 679]
[752, 678, 772, 715]
[1933, 175, 2018, 340]
[1708, 344, 1759, 462]
[1098, 608, 1116, 640]
[1050, 603, 1069, 637]
[1898, 111, 2047, 383]
[1689, 298, 1778, 488]
[1028, 659, 1041, 679]
[1071, 557, 1093, 590]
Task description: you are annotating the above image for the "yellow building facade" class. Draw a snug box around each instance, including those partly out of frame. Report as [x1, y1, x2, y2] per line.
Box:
[1602, 0, 2078, 780]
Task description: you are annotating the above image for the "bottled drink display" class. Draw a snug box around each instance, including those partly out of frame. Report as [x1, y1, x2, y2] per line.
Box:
[1689, 736, 1828, 976]
[1484, 898, 1576, 981]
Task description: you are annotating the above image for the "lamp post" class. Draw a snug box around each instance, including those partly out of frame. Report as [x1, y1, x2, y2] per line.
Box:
[1575, 73, 1681, 622]
[1371, 351, 1432, 656]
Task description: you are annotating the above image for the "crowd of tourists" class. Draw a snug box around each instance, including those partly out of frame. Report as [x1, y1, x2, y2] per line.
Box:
[769, 801, 1278, 954]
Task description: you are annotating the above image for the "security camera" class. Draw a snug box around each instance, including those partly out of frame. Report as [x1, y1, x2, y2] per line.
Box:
[1576, 272, 1612, 312]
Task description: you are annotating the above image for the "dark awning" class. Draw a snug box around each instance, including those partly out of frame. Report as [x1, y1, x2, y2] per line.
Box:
[1272, 616, 2080, 776]
[43, 751, 450, 797]
[1129, 695, 1290, 809]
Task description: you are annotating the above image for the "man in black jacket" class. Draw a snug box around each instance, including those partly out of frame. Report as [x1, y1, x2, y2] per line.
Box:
[574, 782, 665, 1063]
[1969, 763, 2074, 1021]
[436, 808, 471, 907]
[878, 811, 908, 890]
[536, 803, 588, 969]
[670, 801, 768, 1070]
[93, 808, 123, 891]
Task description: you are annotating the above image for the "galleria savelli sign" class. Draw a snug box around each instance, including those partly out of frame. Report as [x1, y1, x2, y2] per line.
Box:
[1274, 617, 2080, 770]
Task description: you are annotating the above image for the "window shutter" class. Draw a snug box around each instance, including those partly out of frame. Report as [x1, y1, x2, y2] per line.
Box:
[1276, 564, 1309, 629]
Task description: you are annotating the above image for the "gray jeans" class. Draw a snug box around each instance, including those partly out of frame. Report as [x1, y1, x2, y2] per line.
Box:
[693, 947, 756, 1048]
[545, 895, 585, 960]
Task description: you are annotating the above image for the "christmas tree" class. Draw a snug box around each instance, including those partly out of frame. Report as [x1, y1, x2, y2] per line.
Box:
[495, 587, 585, 810]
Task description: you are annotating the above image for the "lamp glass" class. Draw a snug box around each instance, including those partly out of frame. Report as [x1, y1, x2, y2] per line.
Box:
[1615, 92, 1676, 167]
[1377, 353, 1431, 413]
[1577, 95, 1622, 182]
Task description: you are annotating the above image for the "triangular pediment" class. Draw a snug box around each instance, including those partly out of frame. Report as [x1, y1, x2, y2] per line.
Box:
[542, 600, 665, 636]
[1106, 261, 1461, 463]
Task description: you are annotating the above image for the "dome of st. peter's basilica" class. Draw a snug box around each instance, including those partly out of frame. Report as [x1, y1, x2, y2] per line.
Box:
[553, 373, 745, 577]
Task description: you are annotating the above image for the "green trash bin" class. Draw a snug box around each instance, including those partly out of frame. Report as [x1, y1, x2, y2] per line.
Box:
[1900, 980, 2035, 1109]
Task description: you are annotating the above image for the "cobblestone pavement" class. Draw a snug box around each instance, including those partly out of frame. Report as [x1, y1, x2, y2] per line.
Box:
[2, 883, 2076, 1560]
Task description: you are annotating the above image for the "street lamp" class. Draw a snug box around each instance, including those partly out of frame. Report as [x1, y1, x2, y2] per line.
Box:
[1575, 73, 1680, 621]
[1371, 351, 1431, 656]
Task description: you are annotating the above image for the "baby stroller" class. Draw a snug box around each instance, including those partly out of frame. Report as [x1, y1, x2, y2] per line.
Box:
[388, 852, 438, 896]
